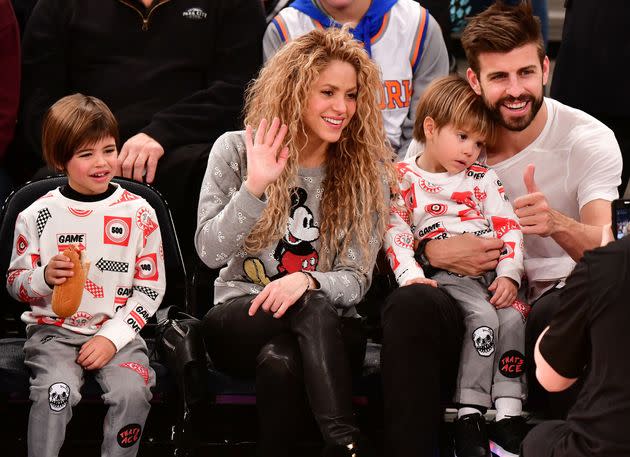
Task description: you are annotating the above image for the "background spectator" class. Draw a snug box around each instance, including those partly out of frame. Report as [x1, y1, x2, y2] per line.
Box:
[523, 235, 630, 457]
[9, 0, 37, 36]
[470, 0, 549, 47]
[551, 0, 630, 196]
[17, 0, 266, 265]
[0, 0, 20, 203]
[264, 0, 449, 157]
[263, 0, 291, 23]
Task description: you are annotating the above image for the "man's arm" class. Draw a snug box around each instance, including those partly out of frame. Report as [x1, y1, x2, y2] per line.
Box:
[547, 199, 612, 261]
[514, 164, 613, 262]
[423, 234, 503, 276]
[534, 327, 579, 392]
[534, 257, 591, 392]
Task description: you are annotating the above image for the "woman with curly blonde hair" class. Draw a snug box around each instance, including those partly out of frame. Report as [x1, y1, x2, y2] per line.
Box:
[195, 27, 393, 456]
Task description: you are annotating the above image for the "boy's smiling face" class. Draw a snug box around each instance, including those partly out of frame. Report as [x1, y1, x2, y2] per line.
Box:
[65, 136, 118, 195]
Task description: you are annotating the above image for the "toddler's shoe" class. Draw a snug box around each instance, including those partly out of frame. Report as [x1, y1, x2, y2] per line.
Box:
[488, 415, 530, 457]
[454, 413, 491, 457]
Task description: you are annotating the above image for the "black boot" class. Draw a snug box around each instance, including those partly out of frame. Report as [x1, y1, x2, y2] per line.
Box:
[322, 436, 376, 457]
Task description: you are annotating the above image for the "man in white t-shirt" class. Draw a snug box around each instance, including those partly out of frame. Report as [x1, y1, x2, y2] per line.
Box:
[389, 2, 621, 456]
[442, 0, 620, 409]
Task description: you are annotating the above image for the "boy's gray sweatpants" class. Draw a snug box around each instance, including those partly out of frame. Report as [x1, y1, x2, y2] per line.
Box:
[23, 325, 155, 457]
[434, 271, 527, 408]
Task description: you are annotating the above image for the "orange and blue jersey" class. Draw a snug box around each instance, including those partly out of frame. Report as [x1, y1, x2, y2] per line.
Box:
[263, 0, 449, 155]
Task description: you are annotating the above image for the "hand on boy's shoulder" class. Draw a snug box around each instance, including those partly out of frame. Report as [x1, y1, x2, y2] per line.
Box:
[77, 335, 117, 370]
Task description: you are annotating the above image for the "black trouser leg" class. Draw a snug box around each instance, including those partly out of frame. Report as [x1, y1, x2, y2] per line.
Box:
[521, 420, 570, 457]
[256, 333, 307, 457]
[255, 318, 366, 457]
[525, 289, 581, 419]
[202, 291, 363, 454]
[381, 284, 464, 457]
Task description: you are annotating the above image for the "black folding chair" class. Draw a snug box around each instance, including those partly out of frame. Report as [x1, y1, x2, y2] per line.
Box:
[0, 175, 189, 455]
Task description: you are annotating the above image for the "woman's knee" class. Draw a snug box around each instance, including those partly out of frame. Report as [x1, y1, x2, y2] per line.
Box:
[256, 335, 301, 380]
[292, 290, 339, 327]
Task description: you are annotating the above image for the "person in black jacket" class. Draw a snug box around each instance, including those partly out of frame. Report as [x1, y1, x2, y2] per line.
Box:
[0, 0, 20, 202]
[18, 0, 266, 265]
[551, 0, 630, 195]
[522, 232, 630, 457]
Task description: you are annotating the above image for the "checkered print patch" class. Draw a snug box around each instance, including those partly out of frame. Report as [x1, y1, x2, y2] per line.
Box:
[36, 208, 52, 237]
[85, 279, 104, 298]
[95, 258, 129, 273]
[109, 190, 140, 206]
[133, 285, 159, 301]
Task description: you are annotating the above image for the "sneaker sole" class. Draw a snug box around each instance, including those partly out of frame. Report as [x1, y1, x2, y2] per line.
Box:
[453, 442, 492, 457]
[489, 440, 519, 457]
[454, 451, 492, 457]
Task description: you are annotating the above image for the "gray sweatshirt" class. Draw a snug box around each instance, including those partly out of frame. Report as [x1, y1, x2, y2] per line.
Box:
[195, 131, 388, 317]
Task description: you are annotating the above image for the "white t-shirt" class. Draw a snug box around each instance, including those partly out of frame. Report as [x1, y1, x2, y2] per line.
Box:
[406, 98, 622, 299]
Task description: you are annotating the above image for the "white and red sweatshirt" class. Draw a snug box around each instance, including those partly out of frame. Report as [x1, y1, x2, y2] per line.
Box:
[385, 158, 524, 287]
[6, 184, 166, 351]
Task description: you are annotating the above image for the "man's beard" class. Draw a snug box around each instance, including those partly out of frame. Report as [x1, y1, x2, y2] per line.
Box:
[483, 87, 544, 132]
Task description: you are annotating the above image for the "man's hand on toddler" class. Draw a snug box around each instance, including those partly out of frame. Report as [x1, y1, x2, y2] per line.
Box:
[77, 335, 116, 370]
[404, 277, 438, 288]
[44, 254, 75, 288]
[488, 276, 518, 309]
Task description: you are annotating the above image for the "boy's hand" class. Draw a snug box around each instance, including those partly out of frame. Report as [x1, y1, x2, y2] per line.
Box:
[403, 277, 438, 288]
[44, 254, 75, 287]
[488, 276, 518, 309]
[77, 335, 116, 370]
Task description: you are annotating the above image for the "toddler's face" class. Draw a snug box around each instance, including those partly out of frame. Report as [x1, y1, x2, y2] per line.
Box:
[65, 136, 118, 195]
[426, 123, 486, 174]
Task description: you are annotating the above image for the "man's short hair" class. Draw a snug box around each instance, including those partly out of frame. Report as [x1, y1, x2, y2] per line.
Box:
[413, 74, 495, 145]
[42, 94, 119, 171]
[461, 1, 545, 75]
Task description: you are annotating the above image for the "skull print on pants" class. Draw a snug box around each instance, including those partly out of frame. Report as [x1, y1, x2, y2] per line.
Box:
[48, 382, 70, 412]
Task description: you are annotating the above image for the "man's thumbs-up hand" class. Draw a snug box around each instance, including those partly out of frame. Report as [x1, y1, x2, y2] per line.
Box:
[513, 164, 557, 237]
[523, 163, 539, 194]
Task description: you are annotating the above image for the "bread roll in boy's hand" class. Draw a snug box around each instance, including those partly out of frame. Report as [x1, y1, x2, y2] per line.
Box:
[51, 246, 89, 317]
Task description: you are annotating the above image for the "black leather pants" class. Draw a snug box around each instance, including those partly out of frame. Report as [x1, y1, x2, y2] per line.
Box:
[202, 290, 366, 457]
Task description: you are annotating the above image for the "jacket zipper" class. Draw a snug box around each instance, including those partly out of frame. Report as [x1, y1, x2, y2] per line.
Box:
[118, 0, 172, 32]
